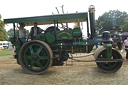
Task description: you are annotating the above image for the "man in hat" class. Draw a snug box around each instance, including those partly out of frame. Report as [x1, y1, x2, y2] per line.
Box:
[30, 22, 43, 40]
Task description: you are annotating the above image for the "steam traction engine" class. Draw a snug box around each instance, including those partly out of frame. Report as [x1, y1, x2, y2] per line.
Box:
[4, 5, 123, 74]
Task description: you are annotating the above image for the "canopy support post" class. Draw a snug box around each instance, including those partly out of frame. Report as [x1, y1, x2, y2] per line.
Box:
[13, 23, 16, 41]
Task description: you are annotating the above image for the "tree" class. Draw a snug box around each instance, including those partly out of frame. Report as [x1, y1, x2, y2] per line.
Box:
[7, 28, 29, 38]
[120, 22, 128, 32]
[0, 15, 9, 41]
[7, 28, 18, 38]
[96, 10, 128, 30]
[7, 29, 14, 38]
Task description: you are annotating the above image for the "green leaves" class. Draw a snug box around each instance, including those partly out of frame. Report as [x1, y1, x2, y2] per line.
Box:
[120, 23, 128, 32]
[96, 10, 128, 32]
[7, 28, 29, 38]
[7, 29, 19, 38]
[0, 16, 9, 41]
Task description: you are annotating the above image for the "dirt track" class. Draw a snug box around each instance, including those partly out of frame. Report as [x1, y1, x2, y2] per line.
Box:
[0, 52, 128, 85]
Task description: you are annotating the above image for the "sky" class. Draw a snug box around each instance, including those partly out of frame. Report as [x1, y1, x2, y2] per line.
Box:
[0, 0, 128, 31]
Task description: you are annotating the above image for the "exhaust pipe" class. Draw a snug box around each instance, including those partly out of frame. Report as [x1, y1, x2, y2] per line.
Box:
[89, 5, 95, 39]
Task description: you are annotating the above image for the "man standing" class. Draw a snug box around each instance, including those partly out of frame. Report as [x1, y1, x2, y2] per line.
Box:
[17, 23, 26, 45]
[30, 22, 43, 40]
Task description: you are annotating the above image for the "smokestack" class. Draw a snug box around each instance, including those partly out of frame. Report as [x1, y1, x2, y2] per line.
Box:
[89, 5, 95, 39]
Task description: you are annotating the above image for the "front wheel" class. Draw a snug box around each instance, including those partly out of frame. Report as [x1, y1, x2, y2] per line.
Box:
[19, 40, 53, 74]
[94, 46, 123, 73]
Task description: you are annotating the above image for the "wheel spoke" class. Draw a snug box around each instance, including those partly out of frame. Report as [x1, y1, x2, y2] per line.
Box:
[24, 55, 31, 59]
[28, 56, 31, 59]
[24, 56, 28, 65]
[36, 46, 43, 55]
[30, 61, 35, 69]
[39, 56, 49, 60]
[36, 60, 44, 69]
[29, 45, 35, 54]
[24, 48, 29, 54]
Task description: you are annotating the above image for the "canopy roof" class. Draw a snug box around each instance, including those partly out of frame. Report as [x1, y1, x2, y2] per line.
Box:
[4, 12, 88, 26]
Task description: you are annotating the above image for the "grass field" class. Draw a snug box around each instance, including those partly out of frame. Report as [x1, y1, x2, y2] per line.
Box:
[0, 49, 13, 57]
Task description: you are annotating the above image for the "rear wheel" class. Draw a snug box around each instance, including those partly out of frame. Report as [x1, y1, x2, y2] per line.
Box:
[19, 40, 53, 74]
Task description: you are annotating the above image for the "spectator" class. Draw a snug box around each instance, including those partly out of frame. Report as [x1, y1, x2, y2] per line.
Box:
[12, 45, 16, 58]
[122, 37, 128, 60]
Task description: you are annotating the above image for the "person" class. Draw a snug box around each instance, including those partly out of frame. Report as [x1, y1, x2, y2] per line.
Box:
[30, 22, 43, 40]
[122, 37, 128, 60]
[17, 23, 26, 45]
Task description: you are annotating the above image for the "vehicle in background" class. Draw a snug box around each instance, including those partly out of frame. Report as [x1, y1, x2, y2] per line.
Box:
[0, 41, 9, 49]
[102, 26, 123, 50]
[122, 32, 128, 41]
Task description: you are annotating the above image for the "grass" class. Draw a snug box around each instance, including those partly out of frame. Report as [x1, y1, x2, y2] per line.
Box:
[0, 49, 13, 57]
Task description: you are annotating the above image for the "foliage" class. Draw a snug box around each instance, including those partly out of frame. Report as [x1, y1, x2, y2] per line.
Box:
[7, 29, 19, 38]
[120, 22, 128, 32]
[0, 15, 9, 41]
[7, 28, 29, 38]
[96, 10, 128, 30]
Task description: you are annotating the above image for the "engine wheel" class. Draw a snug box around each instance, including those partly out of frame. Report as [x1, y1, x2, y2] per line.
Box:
[19, 40, 53, 74]
[94, 46, 123, 73]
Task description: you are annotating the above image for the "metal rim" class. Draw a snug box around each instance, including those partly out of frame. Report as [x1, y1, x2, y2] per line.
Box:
[19, 40, 53, 74]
